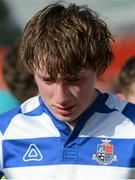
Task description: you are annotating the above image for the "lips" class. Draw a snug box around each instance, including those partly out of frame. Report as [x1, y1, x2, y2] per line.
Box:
[54, 105, 75, 116]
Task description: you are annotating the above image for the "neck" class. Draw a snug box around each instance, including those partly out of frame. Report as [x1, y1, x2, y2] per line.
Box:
[65, 121, 74, 131]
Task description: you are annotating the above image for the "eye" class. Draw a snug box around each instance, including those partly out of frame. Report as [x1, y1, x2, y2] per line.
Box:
[42, 78, 55, 84]
[66, 78, 81, 84]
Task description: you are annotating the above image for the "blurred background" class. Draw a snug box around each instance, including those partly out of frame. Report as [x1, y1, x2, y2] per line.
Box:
[0, 0, 135, 93]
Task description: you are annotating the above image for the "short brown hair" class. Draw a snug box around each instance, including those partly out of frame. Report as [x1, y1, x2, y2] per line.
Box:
[116, 56, 135, 95]
[20, 2, 114, 80]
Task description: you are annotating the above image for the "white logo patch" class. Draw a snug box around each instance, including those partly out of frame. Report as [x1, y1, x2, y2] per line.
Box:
[23, 144, 43, 161]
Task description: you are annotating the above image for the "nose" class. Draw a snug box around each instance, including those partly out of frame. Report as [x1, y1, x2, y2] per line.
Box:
[54, 82, 71, 106]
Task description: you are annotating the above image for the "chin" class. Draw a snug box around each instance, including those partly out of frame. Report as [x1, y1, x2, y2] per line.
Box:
[56, 114, 74, 122]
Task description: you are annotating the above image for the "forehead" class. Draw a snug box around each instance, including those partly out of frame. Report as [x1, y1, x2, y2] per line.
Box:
[36, 68, 93, 79]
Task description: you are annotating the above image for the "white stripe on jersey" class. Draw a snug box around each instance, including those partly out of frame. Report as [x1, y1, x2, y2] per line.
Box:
[4, 165, 135, 179]
[80, 111, 135, 138]
[105, 93, 127, 111]
[21, 96, 40, 113]
[4, 113, 60, 139]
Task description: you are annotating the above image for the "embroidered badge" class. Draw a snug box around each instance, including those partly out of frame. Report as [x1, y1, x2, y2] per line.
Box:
[92, 139, 117, 165]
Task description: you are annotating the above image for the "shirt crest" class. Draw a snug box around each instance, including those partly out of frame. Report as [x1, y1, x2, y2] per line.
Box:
[92, 139, 117, 165]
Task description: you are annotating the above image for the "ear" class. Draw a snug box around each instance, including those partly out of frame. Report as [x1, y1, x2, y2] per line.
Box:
[116, 93, 126, 100]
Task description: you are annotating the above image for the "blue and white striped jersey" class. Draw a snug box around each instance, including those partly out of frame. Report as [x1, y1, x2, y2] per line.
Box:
[0, 91, 135, 179]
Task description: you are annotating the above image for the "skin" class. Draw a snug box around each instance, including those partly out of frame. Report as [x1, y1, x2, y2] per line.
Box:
[34, 68, 98, 128]
[117, 82, 135, 104]
[127, 82, 135, 103]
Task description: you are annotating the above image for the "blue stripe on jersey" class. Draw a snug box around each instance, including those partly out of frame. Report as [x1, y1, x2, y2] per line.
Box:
[3, 137, 135, 168]
[0, 106, 21, 135]
[78, 137, 135, 167]
[3, 137, 61, 168]
[122, 103, 135, 125]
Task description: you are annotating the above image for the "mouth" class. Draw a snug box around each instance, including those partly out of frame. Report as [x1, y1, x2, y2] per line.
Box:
[53, 105, 75, 116]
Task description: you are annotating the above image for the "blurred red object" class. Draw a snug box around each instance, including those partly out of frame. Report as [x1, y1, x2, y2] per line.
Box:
[96, 35, 135, 92]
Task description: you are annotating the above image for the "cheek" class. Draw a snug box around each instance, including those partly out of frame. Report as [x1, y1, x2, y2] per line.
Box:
[71, 82, 92, 101]
[77, 80, 95, 103]
[80, 79, 94, 93]
[36, 82, 53, 98]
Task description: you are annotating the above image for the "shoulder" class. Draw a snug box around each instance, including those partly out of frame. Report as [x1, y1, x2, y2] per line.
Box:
[0, 96, 42, 135]
[104, 93, 128, 111]
[104, 92, 135, 124]
[20, 96, 41, 114]
[121, 102, 135, 125]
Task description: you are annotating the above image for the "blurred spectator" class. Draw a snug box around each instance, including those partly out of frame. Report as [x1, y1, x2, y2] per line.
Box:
[0, 43, 38, 114]
[116, 56, 135, 103]
[0, 0, 23, 116]
[3, 43, 38, 102]
[0, 47, 8, 90]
